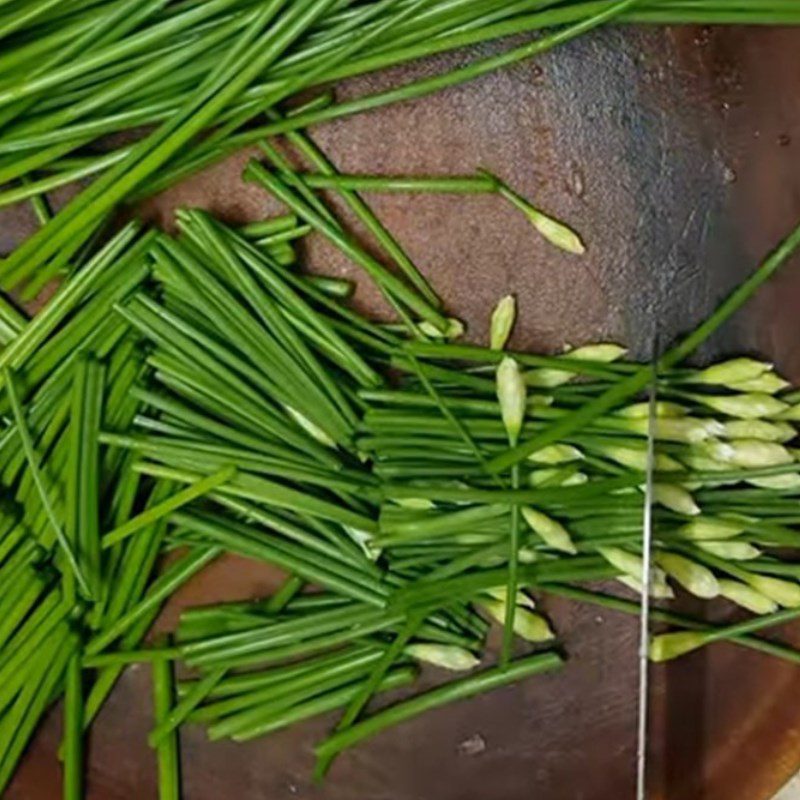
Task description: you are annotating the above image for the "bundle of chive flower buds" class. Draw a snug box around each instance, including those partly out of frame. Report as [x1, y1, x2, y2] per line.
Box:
[3, 147, 800, 795]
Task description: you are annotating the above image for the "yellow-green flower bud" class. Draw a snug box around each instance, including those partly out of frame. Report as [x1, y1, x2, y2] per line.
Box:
[692, 358, 772, 386]
[496, 356, 526, 445]
[702, 439, 793, 468]
[521, 507, 576, 554]
[717, 579, 778, 614]
[485, 586, 536, 609]
[678, 516, 746, 541]
[405, 644, 480, 671]
[746, 473, 800, 490]
[649, 631, 706, 662]
[489, 295, 515, 351]
[527, 444, 584, 465]
[721, 419, 796, 442]
[656, 551, 719, 599]
[597, 444, 683, 472]
[419, 317, 466, 340]
[529, 468, 588, 488]
[616, 401, 688, 419]
[695, 541, 761, 560]
[391, 497, 436, 510]
[617, 575, 674, 599]
[728, 372, 790, 394]
[694, 392, 789, 420]
[652, 483, 700, 516]
[480, 599, 555, 642]
[564, 343, 627, 363]
[526, 208, 585, 254]
[742, 573, 800, 608]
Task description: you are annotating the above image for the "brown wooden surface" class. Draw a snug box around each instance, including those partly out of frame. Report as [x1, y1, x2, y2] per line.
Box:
[4, 23, 800, 800]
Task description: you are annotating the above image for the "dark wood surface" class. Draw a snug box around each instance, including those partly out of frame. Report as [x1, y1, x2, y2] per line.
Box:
[4, 23, 800, 800]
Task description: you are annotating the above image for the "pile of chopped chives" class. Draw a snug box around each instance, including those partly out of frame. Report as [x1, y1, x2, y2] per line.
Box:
[1, 133, 800, 795]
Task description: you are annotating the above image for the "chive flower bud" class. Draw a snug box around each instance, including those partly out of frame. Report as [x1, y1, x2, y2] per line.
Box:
[616, 401, 688, 419]
[419, 317, 466, 340]
[496, 357, 526, 445]
[649, 631, 706, 662]
[480, 599, 555, 642]
[721, 419, 795, 442]
[655, 552, 719, 599]
[490, 295, 515, 351]
[620, 416, 722, 443]
[652, 484, 700, 516]
[693, 392, 789, 420]
[691, 358, 772, 386]
[702, 439, 793, 468]
[695, 541, 761, 561]
[525, 343, 625, 387]
[597, 444, 683, 472]
[746, 473, 800, 490]
[526, 444, 584, 465]
[521, 507, 576, 554]
[599, 547, 672, 598]
[728, 372, 790, 394]
[717, 579, 778, 615]
[742, 573, 800, 608]
[485, 586, 536, 609]
[529, 468, 588, 488]
[677, 517, 746, 541]
[405, 644, 480, 672]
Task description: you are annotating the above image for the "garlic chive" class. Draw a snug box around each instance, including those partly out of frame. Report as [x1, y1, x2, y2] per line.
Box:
[484, 586, 536, 609]
[702, 439, 793, 468]
[691, 392, 789, 420]
[677, 517, 746, 541]
[521, 507, 576, 554]
[480, 599, 554, 643]
[615, 401, 688, 419]
[695, 541, 761, 561]
[741, 574, 800, 608]
[720, 419, 796, 442]
[405, 644, 480, 672]
[717, 580, 778, 615]
[649, 631, 707, 662]
[419, 318, 466, 340]
[746, 473, 800, 490]
[651, 484, 700, 516]
[655, 552, 719, 599]
[729, 372, 790, 394]
[691, 358, 772, 386]
[496, 357, 526, 446]
[617, 575, 675, 600]
[527, 444, 584, 465]
[489, 295, 516, 351]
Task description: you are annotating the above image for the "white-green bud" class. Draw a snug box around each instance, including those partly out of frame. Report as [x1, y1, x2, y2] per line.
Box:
[677, 516, 746, 541]
[619, 416, 721, 443]
[405, 644, 480, 671]
[527, 444, 584, 465]
[484, 586, 536, 609]
[615, 401, 688, 419]
[702, 439, 793, 468]
[721, 419, 796, 442]
[649, 631, 706, 662]
[691, 358, 772, 386]
[529, 468, 588, 488]
[521, 507, 576, 554]
[617, 575, 674, 599]
[652, 483, 700, 516]
[564, 343, 627, 363]
[717, 579, 778, 614]
[597, 444, 684, 472]
[695, 392, 789, 420]
[655, 552, 719, 599]
[525, 207, 585, 254]
[489, 295, 515, 351]
[480, 599, 555, 642]
[391, 497, 436, 510]
[695, 541, 761, 560]
[742, 573, 800, 608]
[419, 317, 466, 340]
[746, 473, 800, 490]
[496, 357, 526, 445]
[728, 372, 790, 394]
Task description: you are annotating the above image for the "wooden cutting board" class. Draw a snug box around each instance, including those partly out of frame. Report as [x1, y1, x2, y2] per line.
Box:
[4, 22, 800, 800]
